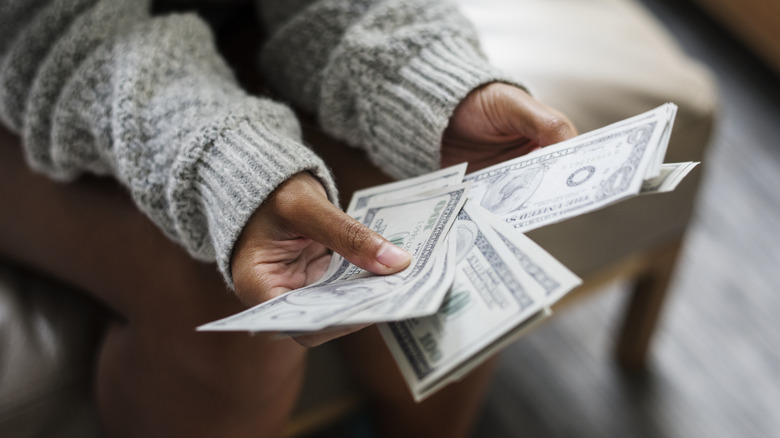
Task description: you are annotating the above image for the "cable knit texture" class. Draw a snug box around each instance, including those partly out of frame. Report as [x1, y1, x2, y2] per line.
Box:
[258, 0, 521, 178]
[0, 0, 521, 286]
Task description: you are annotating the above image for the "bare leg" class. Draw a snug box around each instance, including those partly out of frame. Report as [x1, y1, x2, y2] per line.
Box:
[0, 127, 307, 437]
[335, 327, 497, 438]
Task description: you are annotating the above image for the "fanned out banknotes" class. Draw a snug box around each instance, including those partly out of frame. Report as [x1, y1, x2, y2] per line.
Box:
[199, 103, 698, 401]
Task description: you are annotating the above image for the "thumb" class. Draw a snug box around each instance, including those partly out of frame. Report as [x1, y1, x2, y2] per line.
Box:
[285, 188, 412, 275]
[489, 84, 578, 146]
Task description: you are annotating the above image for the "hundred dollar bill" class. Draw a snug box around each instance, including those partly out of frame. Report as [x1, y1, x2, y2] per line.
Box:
[336, 237, 457, 325]
[404, 309, 552, 402]
[641, 161, 699, 194]
[197, 183, 470, 333]
[379, 201, 552, 401]
[321, 162, 467, 277]
[327, 164, 466, 319]
[464, 103, 678, 233]
[480, 206, 582, 306]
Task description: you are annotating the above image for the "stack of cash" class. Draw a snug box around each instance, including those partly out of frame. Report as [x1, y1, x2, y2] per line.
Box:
[198, 103, 697, 401]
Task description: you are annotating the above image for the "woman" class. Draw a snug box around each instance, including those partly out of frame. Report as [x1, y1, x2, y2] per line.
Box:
[0, 0, 575, 436]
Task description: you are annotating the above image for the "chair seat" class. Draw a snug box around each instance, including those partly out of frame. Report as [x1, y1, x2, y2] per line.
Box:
[458, 0, 717, 133]
[0, 266, 102, 438]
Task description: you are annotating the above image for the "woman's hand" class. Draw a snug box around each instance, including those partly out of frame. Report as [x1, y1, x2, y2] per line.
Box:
[442, 83, 577, 172]
[229, 84, 573, 347]
[230, 172, 411, 347]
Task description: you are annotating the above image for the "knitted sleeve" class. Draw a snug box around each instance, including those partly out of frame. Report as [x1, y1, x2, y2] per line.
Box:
[257, 0, 522, 179]
[0, 0, 338, 286]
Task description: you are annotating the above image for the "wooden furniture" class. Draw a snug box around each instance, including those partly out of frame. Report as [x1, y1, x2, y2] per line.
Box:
[690, 0, 780, 75]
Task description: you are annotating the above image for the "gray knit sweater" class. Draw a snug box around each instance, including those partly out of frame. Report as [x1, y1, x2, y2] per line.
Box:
[0, 0, 516, 286]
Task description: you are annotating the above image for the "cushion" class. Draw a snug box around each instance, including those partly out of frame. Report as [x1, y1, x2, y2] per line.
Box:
[0, 266, 102, 438]
[456, 0, 718, 275]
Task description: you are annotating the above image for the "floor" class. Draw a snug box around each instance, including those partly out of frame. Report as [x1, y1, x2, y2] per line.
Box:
[310, 0, 780, 436]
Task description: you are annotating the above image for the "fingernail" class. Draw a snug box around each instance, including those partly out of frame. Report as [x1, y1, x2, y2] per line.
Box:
[375, 241, 411, 269]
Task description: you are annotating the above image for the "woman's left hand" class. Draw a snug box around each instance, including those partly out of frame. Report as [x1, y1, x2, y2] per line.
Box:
[442, 83, 577, 172]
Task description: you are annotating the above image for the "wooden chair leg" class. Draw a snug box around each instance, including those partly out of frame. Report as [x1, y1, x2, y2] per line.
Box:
[614, 237, 684, 370]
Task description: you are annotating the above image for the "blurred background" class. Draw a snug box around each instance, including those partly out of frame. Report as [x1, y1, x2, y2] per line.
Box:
[472, 0, 780, 436]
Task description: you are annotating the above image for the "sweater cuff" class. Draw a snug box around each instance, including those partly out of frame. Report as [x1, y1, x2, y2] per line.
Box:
[173, 114, 338, 288]
[338, 38, 524, 179]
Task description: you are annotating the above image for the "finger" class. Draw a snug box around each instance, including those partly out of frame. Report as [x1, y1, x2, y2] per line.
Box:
[532, 110, 578, 146]
[285, 195, 411, 275]
[271, 174, 410, 274]
[514, 103, 577, 146]
[490, 84, 578, 146]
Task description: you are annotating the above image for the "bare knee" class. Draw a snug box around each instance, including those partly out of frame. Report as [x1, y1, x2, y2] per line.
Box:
[95, 269, 309, 438]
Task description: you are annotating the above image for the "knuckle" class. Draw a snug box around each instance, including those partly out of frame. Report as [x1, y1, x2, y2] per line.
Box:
[542, 115, 567, 132]
[540, 114, 577, 139]
[340, 219, 374, 254]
